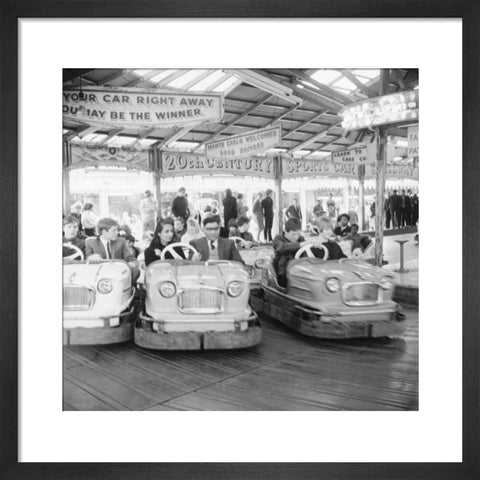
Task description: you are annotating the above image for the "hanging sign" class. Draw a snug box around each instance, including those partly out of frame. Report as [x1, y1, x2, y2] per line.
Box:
[365, 164, 419, 180]
[161, 151, 275, 178]
[282, 158, 359, 178]
[69, 144, 150, 170]
[340, 90, 419, 131]
[63, 87, 224, 129]
[332, 145, 376, 165]
[407, 125, 419, 161]
[205, 126, 282, 159]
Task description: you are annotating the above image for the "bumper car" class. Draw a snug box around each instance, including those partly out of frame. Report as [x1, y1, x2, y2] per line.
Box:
[229, 237, 274, 289]
[63, 259, 136, 345]
[134, 243, 262, 350]
[251, 244, 405, 339]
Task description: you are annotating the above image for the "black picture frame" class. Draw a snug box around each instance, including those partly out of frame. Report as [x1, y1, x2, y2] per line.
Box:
[1, 1, 478, 479]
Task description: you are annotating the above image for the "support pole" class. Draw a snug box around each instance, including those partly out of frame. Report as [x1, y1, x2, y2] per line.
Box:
[374, 69, 390, 267]
[274, 156, 283, 235]
[358, 165, 365, 231]
[62, 141, 71, 216]
[152, 148, 162, 218]
[62, 168, 70, 217]
[374, 126, 388, 266]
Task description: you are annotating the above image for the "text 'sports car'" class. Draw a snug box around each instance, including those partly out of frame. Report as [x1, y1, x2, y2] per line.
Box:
[229, 237, 274, 289]
[251, 244, 405, 339]
[135, 244, 262, 350]
[63, 259, 136, 345]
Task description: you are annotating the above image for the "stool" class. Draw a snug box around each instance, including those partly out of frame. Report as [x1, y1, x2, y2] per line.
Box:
[394, 239, 409, 273]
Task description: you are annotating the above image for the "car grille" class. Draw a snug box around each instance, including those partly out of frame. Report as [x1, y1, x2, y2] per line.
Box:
[63, 285, 95, 310]
[342, 283, 379, 306]
[178, 288, 224, 314]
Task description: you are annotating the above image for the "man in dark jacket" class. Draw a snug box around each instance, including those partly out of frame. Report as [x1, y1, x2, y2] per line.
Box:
[272, 218, 324, 288]
[171, 187, 190, 221]
[389, 190, 401, 228]
[222, 188, 238, 231]
[286, 198, 302, 222]
[190, 215, 244, 263]
[261, 189, 274, 242]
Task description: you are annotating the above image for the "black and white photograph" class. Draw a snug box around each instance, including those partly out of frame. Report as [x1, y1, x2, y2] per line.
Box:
[62, 68, 419, 412]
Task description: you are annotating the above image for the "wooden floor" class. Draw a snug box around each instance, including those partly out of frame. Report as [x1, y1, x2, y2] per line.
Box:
[63, 307, 418, 411]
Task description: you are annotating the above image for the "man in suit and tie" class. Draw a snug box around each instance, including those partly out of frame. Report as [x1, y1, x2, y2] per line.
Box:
[85, 218, 140, 282]
[190, 215, 244, 264]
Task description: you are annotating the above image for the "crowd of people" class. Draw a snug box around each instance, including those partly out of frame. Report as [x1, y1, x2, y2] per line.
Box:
[63, 184, 383, 290]
[370, 189, 419, 230]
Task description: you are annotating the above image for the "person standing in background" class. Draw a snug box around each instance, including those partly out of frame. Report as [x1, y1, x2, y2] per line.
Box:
[405, 189, 413, 226]
[81, 202, 98, 237]
[223, 188, 238, 231]
[261, 189, 274, 242]
[399, 190, 407, 228]
[389, 189, 401, 229]
[237, 193, 248, 217]
[384, 192, 391, 229]
[139, 190, 159, 236]
[286, 198, 302, 222]
[70, 202, 83, 233]
[411, 192, 419, 226]
[171, 187, 190, 221]
[252, 192, 264, 242]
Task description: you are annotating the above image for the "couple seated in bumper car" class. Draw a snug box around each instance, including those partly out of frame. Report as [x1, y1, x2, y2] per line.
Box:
[136, 214, 261, 350]
[63, 217, 140, 345]
[253, 216, 405, 339]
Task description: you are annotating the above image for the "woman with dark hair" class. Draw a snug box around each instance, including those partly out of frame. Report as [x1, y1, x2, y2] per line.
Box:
[144, 217, 186, 266]
[81, 202, 98, 237]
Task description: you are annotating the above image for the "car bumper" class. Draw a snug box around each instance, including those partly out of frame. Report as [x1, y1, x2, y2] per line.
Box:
[256, 288, 406, 339]
[134, 311, 262, 350]
[63, 305, 135, 345]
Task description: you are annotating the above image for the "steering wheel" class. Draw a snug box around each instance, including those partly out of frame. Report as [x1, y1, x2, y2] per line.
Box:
[63, 243, 84, 261]
[294, 243, 329, 261]
[160, 242, 199, 260]
[229, 236, 247, 249]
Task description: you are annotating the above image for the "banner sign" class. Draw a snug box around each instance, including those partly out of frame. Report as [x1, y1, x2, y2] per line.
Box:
[339, 90, 419, 131]
[282, 158, 359, 178]
[365, 164, 419, 180]
[63, 87, 224, 129]
[69, 144, 150, 171]
[407, 126, 419, 161]
[205, 126, 282, 159]
[161, 151, 275, 178]
[331, 145, 377, 165]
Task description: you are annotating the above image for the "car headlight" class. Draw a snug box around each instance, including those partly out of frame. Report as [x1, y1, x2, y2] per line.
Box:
[379, 276, 394, 290]
[97, 278, 113, 294]
[254, 258, 266, 268]
[227, 281, 245, 297]
[325, 277, 341, 293]
[158, 281, 176, 298]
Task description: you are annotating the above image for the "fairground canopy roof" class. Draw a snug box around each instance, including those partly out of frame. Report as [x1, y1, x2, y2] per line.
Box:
[63, 69, 418, 160]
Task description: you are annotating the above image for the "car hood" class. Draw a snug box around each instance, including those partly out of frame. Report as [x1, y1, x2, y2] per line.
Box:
[63, 260, 131, 286]
[146, 260, 249, 288]
[288, 258, 395, 283]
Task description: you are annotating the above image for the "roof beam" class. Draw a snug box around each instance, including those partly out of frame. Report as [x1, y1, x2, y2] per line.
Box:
[63, 70, 95, 84]
[155, 126, 193, 149]
[99, 69, 133, 86]
[156, 70, 188, 87]
[287, 69, 355, 105]
[389, 69, 407, 89]
[192, 93, 273, 151]
[265, 104, 298, 127]
[124, 70, 167, 88]
[63, 125, 96, 141]
[129, 127, 157, 147]
[339, 70, 377, 97]
[181, 69, 216, 90]
[302, 136, 341, 158]
[289, 121, 342, 153]
[97, 128, 124, 145]
[282, 111, 328, 138]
